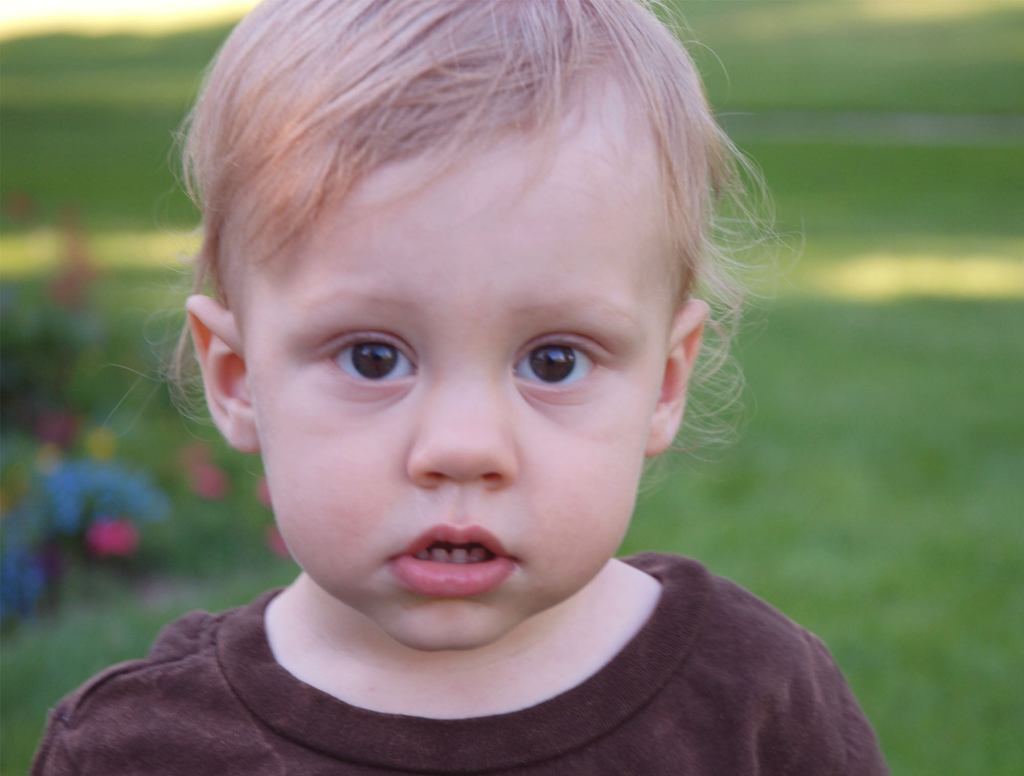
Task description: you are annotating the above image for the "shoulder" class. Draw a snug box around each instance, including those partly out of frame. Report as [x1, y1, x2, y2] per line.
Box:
[628, 552, 853, 690]
[50, 606, 221, 719]
[625, 553, 888, 775]
[31, 594, 281, 776]
[627, 551, 814, 661]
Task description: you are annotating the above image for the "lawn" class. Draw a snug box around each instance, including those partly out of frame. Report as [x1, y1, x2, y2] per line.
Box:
[2, 2, 1022, 774]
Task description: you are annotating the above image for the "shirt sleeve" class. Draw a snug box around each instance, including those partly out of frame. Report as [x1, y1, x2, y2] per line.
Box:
[31, 703, 76, 776]
[779, 630, 890, 775]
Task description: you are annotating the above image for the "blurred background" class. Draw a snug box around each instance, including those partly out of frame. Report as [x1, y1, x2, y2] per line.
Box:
[1, 1, 1021, 772]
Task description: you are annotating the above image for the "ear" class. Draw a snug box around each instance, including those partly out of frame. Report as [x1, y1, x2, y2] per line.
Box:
[186, 295, 260, 453]
[645, 299, 709, 457]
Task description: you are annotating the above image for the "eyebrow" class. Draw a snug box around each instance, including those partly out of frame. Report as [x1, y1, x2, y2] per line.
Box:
[300, 281, 642, 321]
[507, 297, 642, 329]
[297, 285, 647, 347]
[505, 297, 648, 353]
[297, 285, 415, 314]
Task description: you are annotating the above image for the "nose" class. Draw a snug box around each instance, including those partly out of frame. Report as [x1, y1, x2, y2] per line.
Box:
[406, 378, 518, 489]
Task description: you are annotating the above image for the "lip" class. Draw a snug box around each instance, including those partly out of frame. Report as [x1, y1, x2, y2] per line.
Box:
[390, 524, 516, 598]
[397, 524, 512, 559]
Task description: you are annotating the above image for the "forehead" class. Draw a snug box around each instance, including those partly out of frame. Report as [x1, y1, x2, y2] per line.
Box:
[241, 83, 673, 326]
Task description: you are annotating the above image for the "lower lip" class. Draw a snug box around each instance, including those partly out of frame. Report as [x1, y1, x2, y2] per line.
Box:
[391, 555, 515, 598]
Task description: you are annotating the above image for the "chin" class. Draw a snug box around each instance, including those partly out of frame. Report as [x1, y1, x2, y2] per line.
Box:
[382, 605, 519, 653]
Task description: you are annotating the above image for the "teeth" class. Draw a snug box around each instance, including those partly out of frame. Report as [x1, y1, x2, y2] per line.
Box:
[413, 544, 497, 563]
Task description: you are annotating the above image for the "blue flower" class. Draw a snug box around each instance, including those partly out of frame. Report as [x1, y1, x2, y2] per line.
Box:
[1, 456, 170, 626]
[0, 542, 47, 624]
[42, 461, 169, 535]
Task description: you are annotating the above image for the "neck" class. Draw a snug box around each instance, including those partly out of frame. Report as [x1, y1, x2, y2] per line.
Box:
[265, 559, 660, 718]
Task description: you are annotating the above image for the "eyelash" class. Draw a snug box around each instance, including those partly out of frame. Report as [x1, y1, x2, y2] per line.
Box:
[331, 335, 599, 386]
[513, 341, 594, 385]
[333, 336, 416, 381]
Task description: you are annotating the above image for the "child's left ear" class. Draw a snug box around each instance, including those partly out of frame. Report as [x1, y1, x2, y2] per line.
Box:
[645, 299, 709, 456]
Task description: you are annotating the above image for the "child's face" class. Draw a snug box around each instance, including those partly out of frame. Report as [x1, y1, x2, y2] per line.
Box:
[190, 93, 705, 652]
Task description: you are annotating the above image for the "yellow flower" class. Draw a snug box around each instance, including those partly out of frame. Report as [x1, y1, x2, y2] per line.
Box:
[85, 426, 117, 461]
[36, 443, 63, 473]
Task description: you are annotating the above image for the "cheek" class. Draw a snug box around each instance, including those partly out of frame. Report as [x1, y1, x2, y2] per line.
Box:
[254, 369, 391, 478]
[523, 462, 640, 605]
[562, 400, 657, 483]
[529, 426, 646, 548]
[526, 376, 655, 504]
[255, 403, 401, 546]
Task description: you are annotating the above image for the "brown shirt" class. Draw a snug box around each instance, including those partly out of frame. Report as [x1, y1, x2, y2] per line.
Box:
[32, 553, 888, 774]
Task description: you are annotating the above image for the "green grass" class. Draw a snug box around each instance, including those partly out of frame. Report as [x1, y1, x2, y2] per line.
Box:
[748, 142, 1024, 241]
[634, 300, 1019, 773]
[2, 3, 1023, 774]
[675, 0, 1024, 115]
[627, 297, 1024, 774]
[1, 27, 225, 230]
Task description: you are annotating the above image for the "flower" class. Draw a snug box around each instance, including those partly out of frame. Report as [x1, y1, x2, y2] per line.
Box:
[3, 190, 37, 225]
[0, 454, 169, 626]
[86, 518, 139, 558]
[178, 442, 209, 470]
[34, 410, 78, 448]
[256, 476, 272, 507]
[35, 444, 63, 474]
[44, 460, 170, 535]
[47, 205, 96, 310]
[180, 443, 230, 500]
[84, 426, 117, 461]
[190, 462, 229, 500]
[0, 543, 47, 624]
[265, 524, 291, 560]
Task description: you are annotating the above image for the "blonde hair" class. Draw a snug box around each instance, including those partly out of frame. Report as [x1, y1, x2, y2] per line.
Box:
[175, 0, 765, 445]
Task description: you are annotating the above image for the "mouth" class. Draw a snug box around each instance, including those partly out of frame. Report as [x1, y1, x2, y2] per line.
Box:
[413, 541, 496, 564]
[391, 525, 515, 598]
[399, 524, 511, 562]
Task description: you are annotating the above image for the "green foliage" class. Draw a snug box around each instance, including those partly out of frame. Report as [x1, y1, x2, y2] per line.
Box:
[0, 283, 104, 424]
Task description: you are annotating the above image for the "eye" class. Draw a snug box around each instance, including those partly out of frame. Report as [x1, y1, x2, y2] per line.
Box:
[515, 344, 592, 384]
[337, 341, 413, 380]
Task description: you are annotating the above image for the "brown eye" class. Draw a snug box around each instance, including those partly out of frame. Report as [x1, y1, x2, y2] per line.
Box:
[516, 345, 591, 384]
[338, 342, 412, 380]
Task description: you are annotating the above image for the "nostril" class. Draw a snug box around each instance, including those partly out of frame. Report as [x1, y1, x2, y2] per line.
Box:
[417, 471, 446, 488]
[406, 411, 517, 487]
[410, 467, 511, 489]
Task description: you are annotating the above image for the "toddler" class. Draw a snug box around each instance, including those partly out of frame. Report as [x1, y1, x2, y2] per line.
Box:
[33, 1, 887, 773]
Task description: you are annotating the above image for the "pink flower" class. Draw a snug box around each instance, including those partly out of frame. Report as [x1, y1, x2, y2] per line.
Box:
[256, 476, 272, 507]
[3, 190, 38, 225]
[265, 525, 291, 559]
[34, 410, 79, 448]
[178, 442, 210, 470]
[48, 204, 96, 309]
[190, 462, 229, 500]
[86, 518, 139, 558]
[179, 443, 230, 500]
